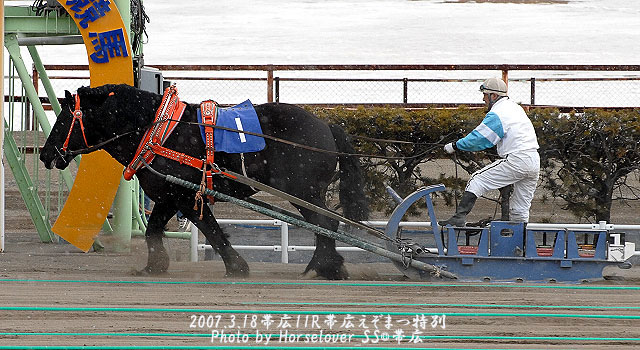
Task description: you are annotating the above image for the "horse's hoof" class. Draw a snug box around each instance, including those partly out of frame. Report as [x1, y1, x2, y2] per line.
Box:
[299, 270, 319, 280]
[224, 269, 249, 278]
[132, 267, 151, 276]
[130, 268, 147, 276]
[133, 266, 167, 276]
[303, 265, 349, 280]
[222, 255, 250, 278]
[323, 266, 349, 280]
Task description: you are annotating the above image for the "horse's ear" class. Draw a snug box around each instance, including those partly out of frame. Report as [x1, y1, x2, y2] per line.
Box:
[62, 90, 76, 110]
[64, 90, 73, 103]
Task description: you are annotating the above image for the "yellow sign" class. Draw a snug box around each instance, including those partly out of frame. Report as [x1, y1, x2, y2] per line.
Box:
[53, 1, 134, 252]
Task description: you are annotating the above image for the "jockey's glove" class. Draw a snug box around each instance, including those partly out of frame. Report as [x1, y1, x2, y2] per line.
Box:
[444, 142, 457, 154]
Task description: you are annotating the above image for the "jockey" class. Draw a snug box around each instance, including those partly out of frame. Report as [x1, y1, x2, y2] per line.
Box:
[441, 77, 540, 226]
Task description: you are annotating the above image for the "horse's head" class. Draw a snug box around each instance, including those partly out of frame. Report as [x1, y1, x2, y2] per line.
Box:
[40, 85, 121, 169]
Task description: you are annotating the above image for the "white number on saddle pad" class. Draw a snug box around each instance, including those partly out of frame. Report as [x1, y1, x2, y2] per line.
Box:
[234, 117, 247, 143]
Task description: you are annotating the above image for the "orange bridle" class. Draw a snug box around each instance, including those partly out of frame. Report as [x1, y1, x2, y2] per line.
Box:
[61, 94, 90, 153]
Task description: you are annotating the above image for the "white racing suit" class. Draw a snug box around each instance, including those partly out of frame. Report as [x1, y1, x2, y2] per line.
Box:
[455, 97, 540, 222]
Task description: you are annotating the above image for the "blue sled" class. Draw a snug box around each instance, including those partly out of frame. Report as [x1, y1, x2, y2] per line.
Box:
[385, 184, 632, 283]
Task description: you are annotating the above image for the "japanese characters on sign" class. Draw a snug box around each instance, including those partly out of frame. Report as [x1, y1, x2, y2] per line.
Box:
[66, 0, 129, 64]
[88, 29, 128, 63]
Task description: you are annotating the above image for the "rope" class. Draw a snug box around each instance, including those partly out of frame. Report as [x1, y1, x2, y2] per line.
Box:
[350, 133, 453, 146]
[62, 130, 137, 157]
[193, 166, 207, 220]
[30, 0, 62, 16]
[453, 152, 459, 210]
[130, 0, 150, 55]
[493, 192, 501, 220]
[173, 119, 445, 161]
[61, 117, 444, 161]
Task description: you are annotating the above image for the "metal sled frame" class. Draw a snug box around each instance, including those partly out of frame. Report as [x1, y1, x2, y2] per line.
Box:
[384, 184, 631, 283]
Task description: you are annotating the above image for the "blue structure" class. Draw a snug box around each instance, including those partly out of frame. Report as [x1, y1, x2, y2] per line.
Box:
[385, 185, 630, 283]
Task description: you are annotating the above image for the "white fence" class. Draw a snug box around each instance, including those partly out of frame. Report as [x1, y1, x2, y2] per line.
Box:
[188, 219, 640, 263]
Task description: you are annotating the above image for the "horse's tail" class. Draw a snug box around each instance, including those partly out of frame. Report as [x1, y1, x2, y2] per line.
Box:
[329, 124, 369, 221]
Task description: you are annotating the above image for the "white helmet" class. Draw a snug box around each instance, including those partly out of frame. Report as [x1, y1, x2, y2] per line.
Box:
[479, 78, 508, 96]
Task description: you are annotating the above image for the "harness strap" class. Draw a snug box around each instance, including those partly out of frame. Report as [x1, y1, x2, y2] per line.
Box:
[200, 100, 218, 202]
[149, 144, 204, 169]
[62, 94, 90, 153]
[124, 87, 236, 214]
[124, 85, 186, 180]
[143, 143, 237, 181]
[201, 100, 217, 163]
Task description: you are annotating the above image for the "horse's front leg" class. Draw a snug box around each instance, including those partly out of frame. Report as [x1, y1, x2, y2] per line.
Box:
[182, 205, 250, 277]
[139, 201, 177, 275]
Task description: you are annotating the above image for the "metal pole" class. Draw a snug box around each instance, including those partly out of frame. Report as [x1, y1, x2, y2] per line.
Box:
[530, 77, 536, 105]
[4, 35, 57, 242]
[4, 35, 51, 135]
[28, 47, 62, 114]
[279, 220, 289, 263]
[267, 65, 274, 102]
[502, 70, 509, 89]
[190, 223, 198, 262]
[1, 0, 5, 253]
[116, 0, 131, 35]
[130, 177, 142, 234]
[30, 65, 37, 131]
[17, 35, 83, 46]
[111, 176, 132, 252]
[403, 78, 408, 104]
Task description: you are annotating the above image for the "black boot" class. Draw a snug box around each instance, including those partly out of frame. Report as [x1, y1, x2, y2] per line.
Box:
[439, 191, 477, 227]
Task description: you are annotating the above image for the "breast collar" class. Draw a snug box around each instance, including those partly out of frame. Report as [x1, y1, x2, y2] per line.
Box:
[123, 85, 190, 180]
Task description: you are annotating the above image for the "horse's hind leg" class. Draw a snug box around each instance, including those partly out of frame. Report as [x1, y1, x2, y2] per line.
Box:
[141, 201, 176, 274]
[182, 205, 250, 278]
[295, 205, 348, 280]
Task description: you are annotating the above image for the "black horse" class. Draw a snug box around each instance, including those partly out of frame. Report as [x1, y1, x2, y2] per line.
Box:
[40, 84, 368, 280]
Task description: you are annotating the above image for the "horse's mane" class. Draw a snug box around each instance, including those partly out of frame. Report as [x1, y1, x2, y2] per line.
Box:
[78, 84, 162, 129]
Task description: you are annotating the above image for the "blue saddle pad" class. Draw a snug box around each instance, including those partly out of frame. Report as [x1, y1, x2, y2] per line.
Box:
[197, 99, 266, 153]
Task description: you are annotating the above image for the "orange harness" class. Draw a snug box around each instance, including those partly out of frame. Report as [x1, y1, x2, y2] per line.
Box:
[124, 85, 189, 180]
[125, 86, 236, 216]
[200, 100, 219, 202]
[62, 94, 91, 154]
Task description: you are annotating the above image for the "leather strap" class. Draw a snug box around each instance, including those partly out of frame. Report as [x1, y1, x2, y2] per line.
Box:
[124, 85, 186, 180]
[200, 100, 218, 201]
[124, 89, 237, 205]
[62, 94, 90, 153]
[149, 143, 204, 169]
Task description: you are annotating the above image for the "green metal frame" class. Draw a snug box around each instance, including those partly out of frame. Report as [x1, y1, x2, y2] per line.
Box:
[3, 5, 82, 243]
[4, 6, 80, 35]
[3, 3, 190, 248]
[3, 117, 54, 242]
[4, 6, 98, 243]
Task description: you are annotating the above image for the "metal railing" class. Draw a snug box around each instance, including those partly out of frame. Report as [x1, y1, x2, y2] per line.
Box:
[190, 219, 640, 264]
[39, 64, 640, 110]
